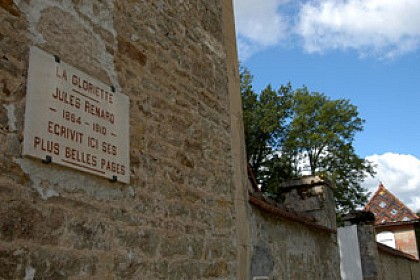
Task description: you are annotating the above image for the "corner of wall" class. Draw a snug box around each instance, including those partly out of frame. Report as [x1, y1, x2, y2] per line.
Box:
[221, 1, 251, 279]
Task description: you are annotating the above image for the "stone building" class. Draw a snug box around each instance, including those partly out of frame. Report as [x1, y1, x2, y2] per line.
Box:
[0, 1, 248, 279]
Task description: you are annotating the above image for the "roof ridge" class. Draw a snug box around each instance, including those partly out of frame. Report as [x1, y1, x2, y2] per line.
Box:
[364, 182, 385, 211]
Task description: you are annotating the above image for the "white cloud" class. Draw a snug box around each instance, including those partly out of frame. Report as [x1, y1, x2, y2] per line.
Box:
[297, 0, 420, 58]
[363, 153, 420, 212]
[233, 0, 289, 60]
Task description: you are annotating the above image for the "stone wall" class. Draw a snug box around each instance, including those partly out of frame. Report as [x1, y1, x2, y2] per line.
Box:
[378, 248, 420, 280]
[0, 1, 244, 279]
[249, 205, 340, 280]
[248, 178, 341, 280]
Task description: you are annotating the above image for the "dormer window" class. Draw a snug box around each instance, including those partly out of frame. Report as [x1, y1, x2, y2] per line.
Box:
[379, 201, 387, 208]
[390, 209, 398, 215]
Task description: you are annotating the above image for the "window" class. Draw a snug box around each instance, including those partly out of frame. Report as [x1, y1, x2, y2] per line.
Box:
[377, 231, 396, 248]
[390, 209, 398, 215]
[379, 201, 387, 208]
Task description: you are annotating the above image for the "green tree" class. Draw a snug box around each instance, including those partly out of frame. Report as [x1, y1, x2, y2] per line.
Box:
[240, 66, 375, 212]
[240, 66, 295, 190]
[283, 88, 375, 211]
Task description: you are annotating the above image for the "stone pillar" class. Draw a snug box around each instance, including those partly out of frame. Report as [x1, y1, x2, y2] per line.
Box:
[357, 224, 380, 280]
[342, 211, 379, 280]
[280, 176, 337, 230]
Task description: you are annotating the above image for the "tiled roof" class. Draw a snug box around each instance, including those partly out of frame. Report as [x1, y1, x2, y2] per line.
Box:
[364, 183, 419, 225]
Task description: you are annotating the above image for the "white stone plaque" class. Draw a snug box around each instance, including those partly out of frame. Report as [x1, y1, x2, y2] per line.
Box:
[23, 47, 130, 183]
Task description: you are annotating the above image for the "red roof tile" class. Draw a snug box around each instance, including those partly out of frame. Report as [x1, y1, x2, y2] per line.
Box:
[364, 183, 419, 225]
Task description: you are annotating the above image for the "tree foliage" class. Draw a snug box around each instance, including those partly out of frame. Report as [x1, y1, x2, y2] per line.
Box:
[240, 66, 375, 212]
[240, 66, 296, 193]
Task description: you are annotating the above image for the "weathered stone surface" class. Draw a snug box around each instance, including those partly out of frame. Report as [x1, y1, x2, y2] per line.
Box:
[0, 244, 100, 280]
[250, 244, 274, 277]
[357, 225, 380, 279]
[0, 1, 238, 279]
[280, 176, 337, 229]
[0, 0, 20, 17]
[203, 261, 229, 278]
[116, 228, 160, 257]
[249, 206, 341, 280]
[378, 249, 420, 280]
[0, 200, 65, 245]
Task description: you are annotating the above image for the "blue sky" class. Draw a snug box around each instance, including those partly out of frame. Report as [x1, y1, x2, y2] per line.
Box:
[233, 0, 420, 210]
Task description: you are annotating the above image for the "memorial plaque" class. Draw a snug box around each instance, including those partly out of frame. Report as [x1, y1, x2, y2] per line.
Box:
[23, 47, 130, 183]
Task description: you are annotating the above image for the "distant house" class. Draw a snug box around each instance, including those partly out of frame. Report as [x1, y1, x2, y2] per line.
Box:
[365, 183, 420, 259]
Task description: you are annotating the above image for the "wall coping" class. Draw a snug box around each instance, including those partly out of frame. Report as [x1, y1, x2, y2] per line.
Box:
[247, 165, 334, 192]
[377, 242, 419, 262]
[280, 175, 335, 191]
[249, 194, 337, 234]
